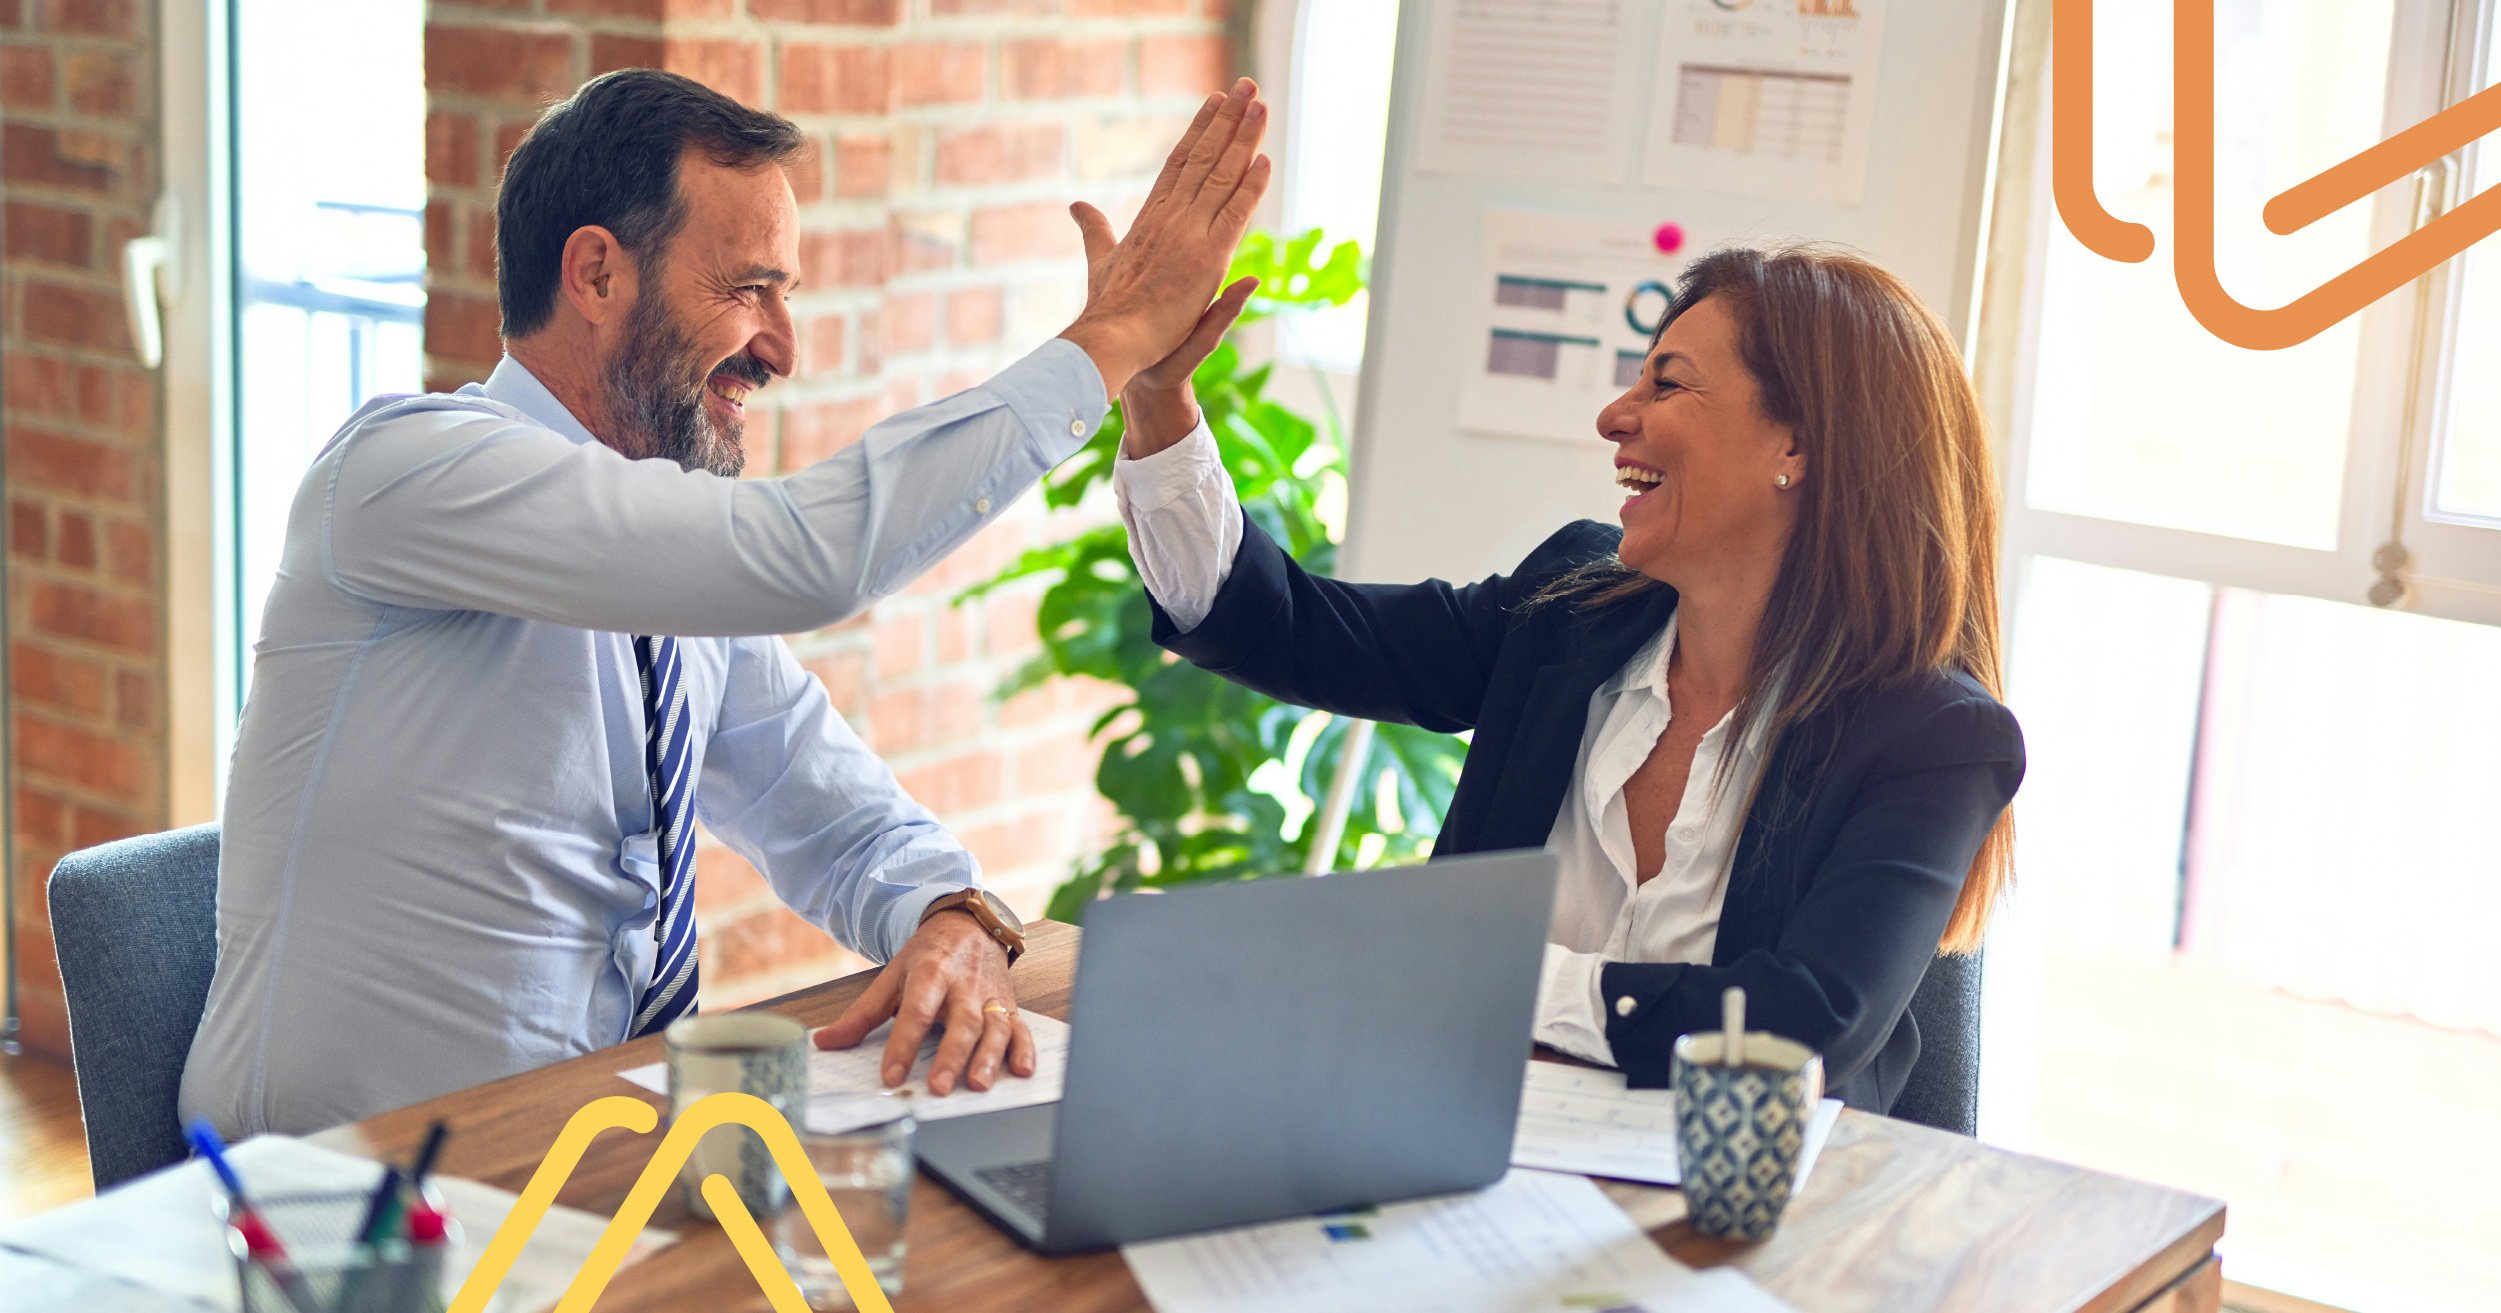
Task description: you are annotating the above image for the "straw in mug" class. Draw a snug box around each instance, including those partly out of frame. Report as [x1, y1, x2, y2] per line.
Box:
[1722, 986, 1746, 1067]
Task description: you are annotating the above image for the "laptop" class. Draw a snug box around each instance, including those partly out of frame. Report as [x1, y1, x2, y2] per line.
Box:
[915, 849, 1561, 1254]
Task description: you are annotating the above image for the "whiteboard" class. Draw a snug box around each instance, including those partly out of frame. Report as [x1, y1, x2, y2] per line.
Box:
[1342, 0, 2012, 587]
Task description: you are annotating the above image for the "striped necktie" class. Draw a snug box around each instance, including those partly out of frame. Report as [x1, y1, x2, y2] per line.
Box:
[629, 634, 700, 1038]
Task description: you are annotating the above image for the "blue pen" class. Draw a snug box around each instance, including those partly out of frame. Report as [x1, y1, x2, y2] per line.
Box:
[188, 1120, 325, 1313]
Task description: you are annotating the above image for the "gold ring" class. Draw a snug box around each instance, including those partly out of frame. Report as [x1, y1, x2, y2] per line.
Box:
[981, 1003, 1014, 1017]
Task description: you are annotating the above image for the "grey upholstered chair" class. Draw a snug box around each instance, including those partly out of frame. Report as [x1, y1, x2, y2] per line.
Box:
[46, 823, 223, 1190]
[1890, 950, 1984, 1135]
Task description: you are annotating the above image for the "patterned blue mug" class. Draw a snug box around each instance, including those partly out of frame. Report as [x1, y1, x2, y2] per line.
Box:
[665, 1013, 809, 1220]
[1671, 1030, 1826, 1241]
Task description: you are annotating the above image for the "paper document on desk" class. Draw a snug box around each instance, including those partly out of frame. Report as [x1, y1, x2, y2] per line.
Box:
[616, 1007, 1069, 1134]
[1513, 1061, 1844, 1192]
[1122, 1168, 1793, 1313]
[0, 1134, 674, 1313]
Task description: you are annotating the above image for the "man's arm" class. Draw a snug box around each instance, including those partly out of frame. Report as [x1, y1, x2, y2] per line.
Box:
[697, 636, 1034, 1095]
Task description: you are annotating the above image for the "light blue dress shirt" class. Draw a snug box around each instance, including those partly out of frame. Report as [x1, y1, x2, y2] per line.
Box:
[179, 341, 1108, 1138]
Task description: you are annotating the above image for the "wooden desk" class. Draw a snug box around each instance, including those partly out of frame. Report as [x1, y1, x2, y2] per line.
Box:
[313, 922, 2225, 1312]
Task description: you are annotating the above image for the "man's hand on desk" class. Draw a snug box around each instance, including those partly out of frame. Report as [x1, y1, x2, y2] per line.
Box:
[811, 907, 1036, 1097]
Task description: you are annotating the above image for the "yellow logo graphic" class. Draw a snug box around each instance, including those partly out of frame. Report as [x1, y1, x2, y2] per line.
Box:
[2054, 0, 2501, 349]
[447, 1092, 894, 1313]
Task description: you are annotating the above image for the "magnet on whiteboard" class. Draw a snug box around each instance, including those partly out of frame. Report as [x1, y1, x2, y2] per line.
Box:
[1652, 223, 1686, 255]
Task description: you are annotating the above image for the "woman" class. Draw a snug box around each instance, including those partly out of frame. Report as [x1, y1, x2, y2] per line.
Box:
[1110, 245, 2023, 1113]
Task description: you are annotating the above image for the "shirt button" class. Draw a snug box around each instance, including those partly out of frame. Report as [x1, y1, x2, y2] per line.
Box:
[1615, 995, 1637, 1018]
[1069, 418, 1087, 436]
[975, 497, 992, 514]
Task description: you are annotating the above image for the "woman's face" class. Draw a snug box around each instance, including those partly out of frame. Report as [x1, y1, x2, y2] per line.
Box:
[1597, 295, 1803, 586]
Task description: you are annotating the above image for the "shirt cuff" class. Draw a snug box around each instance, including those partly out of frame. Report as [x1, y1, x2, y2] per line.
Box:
[883, 880, 988, 963]
[1115, 419, 1239, 634]
[981, 337, 1112, 464]
[1533, 943, 1617, 1067]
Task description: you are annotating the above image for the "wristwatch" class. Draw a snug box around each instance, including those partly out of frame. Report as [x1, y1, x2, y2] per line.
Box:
[922, 888, 1027, 965]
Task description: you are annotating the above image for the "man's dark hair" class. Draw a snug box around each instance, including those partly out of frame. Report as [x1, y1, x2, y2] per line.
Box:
[495, 69, 806, 339]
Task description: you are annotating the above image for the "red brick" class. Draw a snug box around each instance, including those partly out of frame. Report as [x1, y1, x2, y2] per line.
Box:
[21, 280, 130, 352]
[465, 209, 499, 282]
[427, 111, 479, 187]
[800, 226, 889, 288]
[779, 394, 890, 469]
[748, 0, 901, 23]
[15, 715, 147, 795]
[1002, 37, 1125, 100]
[873, 610, 927, 680]
[1, 40, 53, 108]
[9, 500, 46, 559]
[935, 124, 1065, 187]
[802, 648, 870, 714]
[588, 34, 663, 78]
[104, 517, 151, 585]
[890, 209, 963, 274]
[702, 903, 849, 982]
[113, 669, 153, 732]
[427, 291, 504, 366]
[779, 42, 889, 116]
[984, 587, 1044, 660]
[12, 427, 140, 500]
[5, 351, 71, 415]
[1138, 33, 1230, 97]
[56, 509, 95, 568]
[802, 314, 846, 375]
[956, 807, 1077, 877]
[832, 133, 891, 200]
[5, 200, 90, 266]
[897, 749, 1004, 817]
[425, 24, 577, 105]
[29, 580, 155, 654]
[1070, 0, 1187, 13]
[31, 0, 137, 37]
[69, 800, 138, 849]
[1013, 735, 1101, 794]
[75, 361, 154, 435]
[12, 642, 106, 716]
[945, 286, 1004, 345]
[61, 48, 134, 116]
[970, 200, 1084, 266]
[15, 986, 69, 1064]
[883, 291, 936, 354]
[494, 120, 532, 174]
[892, 41, 986, 108]
[2, 123, 125, 194]
[545, 0, 738, 16]
[691, 841, 772, 920]
[934, 0, 1058, 13]
[16, 786, 68, 846]
[784, 142, 827, 203]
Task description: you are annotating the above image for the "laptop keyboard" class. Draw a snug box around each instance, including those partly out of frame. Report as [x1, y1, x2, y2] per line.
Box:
[974, 1160, 1054, 1223]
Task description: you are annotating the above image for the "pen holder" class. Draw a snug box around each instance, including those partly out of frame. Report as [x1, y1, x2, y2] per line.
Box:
[218, 1189, 460, 1313]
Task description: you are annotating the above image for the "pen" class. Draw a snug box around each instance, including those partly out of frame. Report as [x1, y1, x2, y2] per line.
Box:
[407, 1120, 450, 1192]
[186, 1121, 326, 1313]
[353, 1164, 408, 1247]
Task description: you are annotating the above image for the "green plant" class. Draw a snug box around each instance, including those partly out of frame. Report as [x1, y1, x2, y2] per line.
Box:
[960, 230, 1469, 922]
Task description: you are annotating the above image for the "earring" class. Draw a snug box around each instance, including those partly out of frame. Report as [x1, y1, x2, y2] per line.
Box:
[1775, 473, 1792, 488]
[593, 275, 612, 298]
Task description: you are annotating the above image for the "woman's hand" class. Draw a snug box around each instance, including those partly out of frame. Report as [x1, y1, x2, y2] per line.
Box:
[1119, 274, 1258, 460]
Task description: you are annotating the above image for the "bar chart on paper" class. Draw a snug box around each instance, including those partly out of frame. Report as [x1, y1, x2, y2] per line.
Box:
[1646, 0, 1889, 203]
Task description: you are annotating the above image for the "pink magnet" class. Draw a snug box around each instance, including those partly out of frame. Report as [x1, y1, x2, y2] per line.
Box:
[1652, 223, 1686, 255]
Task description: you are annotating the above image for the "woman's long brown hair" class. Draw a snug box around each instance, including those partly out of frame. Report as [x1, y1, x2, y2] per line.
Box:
[1543, 244, 2012, 953]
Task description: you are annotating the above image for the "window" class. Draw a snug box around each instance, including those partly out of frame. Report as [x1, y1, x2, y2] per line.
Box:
[1269, 0, 1402, 374]
[1989, 1, 2501, 1307]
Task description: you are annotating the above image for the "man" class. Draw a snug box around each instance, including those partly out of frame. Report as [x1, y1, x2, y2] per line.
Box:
[180, 69, 1270, 1137]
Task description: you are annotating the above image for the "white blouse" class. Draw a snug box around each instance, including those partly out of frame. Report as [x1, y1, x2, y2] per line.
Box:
[1113, 423, 1773, 1067]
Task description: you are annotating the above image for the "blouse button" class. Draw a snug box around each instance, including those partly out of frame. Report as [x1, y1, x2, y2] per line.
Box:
[975, 497, 992, 514]
[1615, 995, 1637, 1018]
[1069, 418, 1088, 436]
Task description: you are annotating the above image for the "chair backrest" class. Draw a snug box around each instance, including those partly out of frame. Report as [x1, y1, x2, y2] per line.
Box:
[1890, 949, 1983, 1135]
[46, 823, 223, 1190]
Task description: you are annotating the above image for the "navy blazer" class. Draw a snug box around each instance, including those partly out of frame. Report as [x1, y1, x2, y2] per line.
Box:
[1151, 515, 2026, 1113]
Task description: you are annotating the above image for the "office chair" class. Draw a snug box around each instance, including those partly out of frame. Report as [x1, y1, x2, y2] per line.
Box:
[1891, 950, 1983, 1136]
[46, 823, 223, 1190]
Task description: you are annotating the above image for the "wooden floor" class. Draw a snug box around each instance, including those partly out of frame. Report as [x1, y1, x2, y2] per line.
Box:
[0, 1051, 91, 1223]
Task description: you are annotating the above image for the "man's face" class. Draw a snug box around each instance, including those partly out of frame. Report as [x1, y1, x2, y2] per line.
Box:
[602, 151, 801, 478]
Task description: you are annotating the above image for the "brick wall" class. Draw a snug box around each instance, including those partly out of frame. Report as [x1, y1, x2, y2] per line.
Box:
[423, 0, 1235, 1006]
[2, 0, 168, 1057]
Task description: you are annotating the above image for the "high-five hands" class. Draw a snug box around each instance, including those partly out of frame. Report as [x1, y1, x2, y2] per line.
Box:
[1059, 78, 1272, 399]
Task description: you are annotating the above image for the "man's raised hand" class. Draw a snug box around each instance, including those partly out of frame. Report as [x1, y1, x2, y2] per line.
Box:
[1059, 78, 1272, 398]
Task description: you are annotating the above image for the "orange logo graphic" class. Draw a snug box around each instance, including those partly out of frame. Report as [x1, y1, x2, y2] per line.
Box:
[2054, 0, 2501, 349]
[448, 1092, 893, 1313]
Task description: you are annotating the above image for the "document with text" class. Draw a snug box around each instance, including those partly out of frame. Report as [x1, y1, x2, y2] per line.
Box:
[1121, 1168, 1794, 1313]
[616, 1008, 1070, 1134]
[1512, 1060, 1844, 1192]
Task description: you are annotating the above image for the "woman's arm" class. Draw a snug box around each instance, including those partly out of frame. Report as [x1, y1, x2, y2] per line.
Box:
[1594, 695, 2025, 1091]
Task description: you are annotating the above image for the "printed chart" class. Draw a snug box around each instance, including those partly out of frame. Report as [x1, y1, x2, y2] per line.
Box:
[1460, 208, 1697, 445]
[1646, 0, 1890, 204]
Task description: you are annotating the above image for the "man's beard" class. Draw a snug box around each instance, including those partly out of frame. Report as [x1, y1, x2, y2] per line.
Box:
[603, 290, 766, 479]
